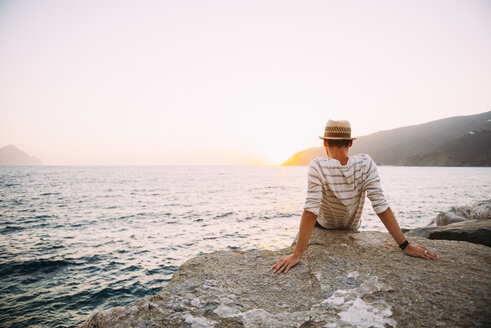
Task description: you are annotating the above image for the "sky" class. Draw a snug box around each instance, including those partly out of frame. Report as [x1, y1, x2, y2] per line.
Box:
[0, 0, 490, 165]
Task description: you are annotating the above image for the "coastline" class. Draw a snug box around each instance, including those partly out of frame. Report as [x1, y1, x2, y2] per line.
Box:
[2, 166, 490, 327]
[80, 229, 491, 328]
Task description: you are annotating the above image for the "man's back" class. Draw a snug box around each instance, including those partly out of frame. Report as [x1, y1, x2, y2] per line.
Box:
[304, 153, 389, 229]
[272, 119, 438, 275]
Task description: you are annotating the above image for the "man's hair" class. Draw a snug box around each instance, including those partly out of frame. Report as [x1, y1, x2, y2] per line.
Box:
[326, 139, 351, 148]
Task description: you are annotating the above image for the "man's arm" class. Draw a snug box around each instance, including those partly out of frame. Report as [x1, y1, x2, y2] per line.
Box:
[378, 207, 439, 260]
[272, 210, 317, 273]
[363, 155, 438, 260]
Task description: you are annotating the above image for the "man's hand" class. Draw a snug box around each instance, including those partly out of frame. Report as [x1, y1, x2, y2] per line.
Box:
[403, 244, 439, 260]
[271, 254, 301, 274]
[377, 208, 439, 260]
[271, 210, 317, 274]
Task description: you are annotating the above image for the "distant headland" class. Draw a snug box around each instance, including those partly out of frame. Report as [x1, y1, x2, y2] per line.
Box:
[282, 111, 491, 166]
[0, 145, 43, 166]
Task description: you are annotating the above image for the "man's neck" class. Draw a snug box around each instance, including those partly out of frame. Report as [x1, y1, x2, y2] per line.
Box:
[326, 147, 350, 165]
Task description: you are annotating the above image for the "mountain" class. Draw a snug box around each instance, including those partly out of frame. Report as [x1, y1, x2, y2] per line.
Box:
[282, 111, 491, 166]
[0, 145, 43, 166]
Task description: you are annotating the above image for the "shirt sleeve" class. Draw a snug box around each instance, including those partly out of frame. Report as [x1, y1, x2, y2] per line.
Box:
[303, 159, 323, 216]
[363, 155, 389, 214]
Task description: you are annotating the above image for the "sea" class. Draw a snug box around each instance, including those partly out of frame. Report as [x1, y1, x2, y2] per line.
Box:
[1, 165, 490, 327]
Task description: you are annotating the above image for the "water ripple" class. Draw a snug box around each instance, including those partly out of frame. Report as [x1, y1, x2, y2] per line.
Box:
[0, 165, 489, 327]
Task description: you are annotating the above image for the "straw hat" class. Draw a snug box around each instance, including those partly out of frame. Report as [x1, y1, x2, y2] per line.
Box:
[318, 120, 357, 140]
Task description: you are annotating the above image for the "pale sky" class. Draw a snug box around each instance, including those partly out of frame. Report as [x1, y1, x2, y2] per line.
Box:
[1, 0, 490, 165]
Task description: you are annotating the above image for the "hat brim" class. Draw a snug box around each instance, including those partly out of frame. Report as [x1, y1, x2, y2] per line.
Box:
[319, 136, 357, 141]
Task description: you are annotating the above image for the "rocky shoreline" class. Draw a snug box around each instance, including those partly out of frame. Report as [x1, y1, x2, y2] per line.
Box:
[403, 200, 491, 247]
[80, 226, 490, 327]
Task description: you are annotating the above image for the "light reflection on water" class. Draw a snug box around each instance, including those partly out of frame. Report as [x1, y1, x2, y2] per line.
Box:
[0, 165, 490, 327]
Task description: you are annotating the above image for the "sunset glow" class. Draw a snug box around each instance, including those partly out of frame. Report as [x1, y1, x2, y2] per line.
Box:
[1, 0, 490, 165]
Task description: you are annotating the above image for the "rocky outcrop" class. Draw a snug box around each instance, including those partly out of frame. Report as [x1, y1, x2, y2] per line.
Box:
[472, 201, 491, 221]
[406, 201, 491, 247]
[407, 220, 491, 247]
[80, 229, 490, 328]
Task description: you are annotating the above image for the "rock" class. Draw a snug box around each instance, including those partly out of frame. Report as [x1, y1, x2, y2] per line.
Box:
[404, 226, 436, 238]
[424, 218, 436, 227]
[433, 201, 490, 226]
[435, 205, 471, 226]
[451, 205, 472, 220]
[406, 220, 491, 247]
[470, 200, 491, 221]
[436, 211, 469, 226]
[406, 201, 491, 247]
[79, 229, 491, 328]
[428, 220, 491, 247]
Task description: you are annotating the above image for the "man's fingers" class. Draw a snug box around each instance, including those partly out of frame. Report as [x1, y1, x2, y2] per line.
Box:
[273, 260, 286, 273]
[417, 247, 426, 259]
[276, 262, 287, 274]
[423, 247, 439, 260]
[419, 247, 438, 260]
[271, 257, 285, 270]
[426, 250, 439, 260]
[272, 254, 300, 274]
[273, 263, 284, 273]
[419, 247, 430, 260]
[272, 261, 283, 272]
[408, 245, 439, 260]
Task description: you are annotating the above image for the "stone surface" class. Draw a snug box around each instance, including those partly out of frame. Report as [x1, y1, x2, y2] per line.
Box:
[80, 229, 491, 328]
[404, 220, 491, 247]
[471, 200, 491, 221]
[404, 226, 436, 238]
[435, 211, 469, 226]
[406, 201, 491, 247]
[432, 201, 491, 226]
[428, 220, 491, 247]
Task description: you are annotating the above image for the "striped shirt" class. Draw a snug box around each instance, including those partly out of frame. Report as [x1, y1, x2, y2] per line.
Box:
[303, 153, 389, 229]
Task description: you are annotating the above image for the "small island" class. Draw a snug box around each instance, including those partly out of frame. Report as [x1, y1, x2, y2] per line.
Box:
[0, 145, 42, 166]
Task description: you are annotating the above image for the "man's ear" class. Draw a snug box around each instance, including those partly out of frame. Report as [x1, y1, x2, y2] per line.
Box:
[323, 140, 327, 147]
[349, 140, 353, 148]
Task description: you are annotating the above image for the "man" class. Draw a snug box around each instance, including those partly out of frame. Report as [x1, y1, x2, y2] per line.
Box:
[272, 120, 439, 274]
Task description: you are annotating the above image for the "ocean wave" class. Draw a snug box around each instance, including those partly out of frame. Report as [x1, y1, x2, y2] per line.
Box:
[0, 183, 20, 187]
[121, 264, 142, 272]
[1, 225, 25, 234]
[79, 254, 104, 264]
[213, 211, 234, 219]
[0, 259, 76, 276]
[26, 214, 55, 220]
[18, 208, 36, 213]
[274, 212, 296, 218]
[0, 165, 488, 328]
[144, 265, 178, 276]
